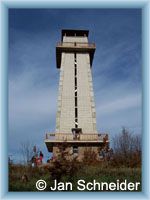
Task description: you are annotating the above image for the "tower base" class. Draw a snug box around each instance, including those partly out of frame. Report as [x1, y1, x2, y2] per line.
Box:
[45, 133, 109, 161]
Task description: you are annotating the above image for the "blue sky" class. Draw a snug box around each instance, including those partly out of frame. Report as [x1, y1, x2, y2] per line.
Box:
[9, 9, 142, 163]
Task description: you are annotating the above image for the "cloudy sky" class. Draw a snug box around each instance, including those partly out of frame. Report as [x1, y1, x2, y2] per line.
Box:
[9, 9, 142, 163]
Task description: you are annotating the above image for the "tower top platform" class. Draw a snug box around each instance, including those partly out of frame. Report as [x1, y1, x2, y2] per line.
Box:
[61, 29, 89, 41]
[56, 29, 95, 68]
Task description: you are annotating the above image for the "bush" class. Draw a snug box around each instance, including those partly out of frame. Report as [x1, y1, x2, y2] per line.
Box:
[112, 128, 141, 167]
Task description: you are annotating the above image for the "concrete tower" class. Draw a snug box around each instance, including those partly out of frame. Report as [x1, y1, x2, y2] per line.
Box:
[45, 29, 109, 160]
[56, 29, 97, 134]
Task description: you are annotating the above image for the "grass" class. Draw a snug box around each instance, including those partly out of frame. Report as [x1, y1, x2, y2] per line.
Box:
[9, 163, 141, 192]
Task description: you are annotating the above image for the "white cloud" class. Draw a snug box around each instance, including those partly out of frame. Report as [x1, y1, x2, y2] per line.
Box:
[97, 93, 141, 116]
[9, 66, 58, 133]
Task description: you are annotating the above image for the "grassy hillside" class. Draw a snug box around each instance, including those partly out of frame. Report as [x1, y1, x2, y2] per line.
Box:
[9, 163, 141, 192]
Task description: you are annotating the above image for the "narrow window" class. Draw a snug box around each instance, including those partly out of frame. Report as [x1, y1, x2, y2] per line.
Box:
[75, 108, 78, 118]
[75, 77, 77, 87]
[75, 91, 77, 97]
[74, 53, 76, 59]
[75, 66, 77, 76]
[75, 118, 78, 128]
[74, 53, 78, 128]
[73, 146, 78, 154]
[75, 97, 77, 107]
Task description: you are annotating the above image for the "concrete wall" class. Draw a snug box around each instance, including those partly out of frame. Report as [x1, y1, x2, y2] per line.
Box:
[77, 53, 97, 133]
[56, 35, 97, 134]
[56, 53, 75, 133]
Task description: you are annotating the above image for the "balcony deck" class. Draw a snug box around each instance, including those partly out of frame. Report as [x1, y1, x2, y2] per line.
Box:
[56, 42, 96, 68]
[45, 133, 109, 152]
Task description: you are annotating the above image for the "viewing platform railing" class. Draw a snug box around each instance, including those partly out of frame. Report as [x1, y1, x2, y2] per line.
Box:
[56, 42, 96, 49]
[56, 42, 96, 68]
[45, 133, 108, 143]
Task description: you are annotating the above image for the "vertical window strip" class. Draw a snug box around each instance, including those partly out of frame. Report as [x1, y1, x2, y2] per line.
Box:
[74, 53, 78, 128]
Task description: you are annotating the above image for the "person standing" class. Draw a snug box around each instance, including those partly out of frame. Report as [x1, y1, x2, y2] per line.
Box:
[39, 151, 44, 164]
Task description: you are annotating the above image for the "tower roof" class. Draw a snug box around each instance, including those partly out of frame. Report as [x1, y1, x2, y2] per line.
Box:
[61, 29, 89, 41]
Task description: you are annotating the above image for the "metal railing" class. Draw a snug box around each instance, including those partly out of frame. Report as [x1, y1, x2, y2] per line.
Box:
[57, 42, 96, 49]
[45, 133, 108, 142]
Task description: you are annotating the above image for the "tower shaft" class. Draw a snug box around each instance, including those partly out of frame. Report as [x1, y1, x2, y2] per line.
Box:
[45, 30, 109, 160]
[56, 50, 97, 133]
